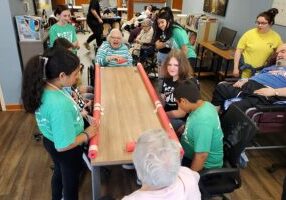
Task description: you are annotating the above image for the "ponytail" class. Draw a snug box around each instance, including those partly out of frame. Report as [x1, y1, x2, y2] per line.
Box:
[21, 47, 80, 113]
[21, 56, 46, 113]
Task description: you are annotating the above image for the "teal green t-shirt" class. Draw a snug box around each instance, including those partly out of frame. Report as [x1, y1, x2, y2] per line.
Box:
[49, 23, 78, 54]
[171, 25, 196, 59]
[180, 102, 223, 169]
[35, 89, 84, 149]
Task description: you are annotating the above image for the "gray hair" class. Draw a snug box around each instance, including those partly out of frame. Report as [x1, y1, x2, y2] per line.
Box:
[133, 129, 181, 189]
[106, 28, 123, 42]
[142, 18, 152, 27]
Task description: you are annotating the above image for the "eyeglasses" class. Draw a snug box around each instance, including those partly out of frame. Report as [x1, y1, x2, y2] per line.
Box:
[255, 21, 268, 25]
[110, 36, 122, 40]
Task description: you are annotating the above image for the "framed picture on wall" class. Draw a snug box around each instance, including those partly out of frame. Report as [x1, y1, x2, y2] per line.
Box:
[203, 0, 228, 16]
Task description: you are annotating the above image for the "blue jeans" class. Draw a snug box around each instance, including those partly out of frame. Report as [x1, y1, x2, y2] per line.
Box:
[157, 52, 168, 78]
[170, 118, 185, 132]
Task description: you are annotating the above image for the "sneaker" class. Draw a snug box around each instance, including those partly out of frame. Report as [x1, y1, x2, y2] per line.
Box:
[84, 42, 90, 50]
[122, 164, 135, 170]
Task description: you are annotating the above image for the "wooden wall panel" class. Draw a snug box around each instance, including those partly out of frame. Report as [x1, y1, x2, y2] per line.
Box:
[75, 0, 89, 6]
[172, 0, 182, 10]
[117, 0, 123, 7]
[134, 0, 165, 2]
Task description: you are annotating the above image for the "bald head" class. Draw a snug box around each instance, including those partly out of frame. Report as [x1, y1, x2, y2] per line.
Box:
[276, 43, 286, 61]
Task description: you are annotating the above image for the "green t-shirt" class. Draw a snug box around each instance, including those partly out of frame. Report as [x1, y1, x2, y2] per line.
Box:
[180, 102, 223, 169]
[49, 23, 78, 53]
[35, 89, 84, 149]
[171, 25, 196, 59]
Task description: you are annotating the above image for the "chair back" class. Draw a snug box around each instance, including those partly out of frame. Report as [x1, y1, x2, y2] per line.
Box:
[82, 4, 89, 17]
[221, 104, 258, 167]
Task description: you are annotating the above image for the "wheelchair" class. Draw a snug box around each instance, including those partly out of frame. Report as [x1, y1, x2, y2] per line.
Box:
[199, 104, 258, 199]
[221, 79, 286, 169]
[132, 43, 157, 79]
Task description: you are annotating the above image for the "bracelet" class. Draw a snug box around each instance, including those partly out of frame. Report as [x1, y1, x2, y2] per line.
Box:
[83, 131, 90, 142]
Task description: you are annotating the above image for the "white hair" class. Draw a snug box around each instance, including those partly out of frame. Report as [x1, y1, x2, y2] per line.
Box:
[133, 129, 181, 189]
[106, 28, 123, 42]
[142, 18, 152, 27]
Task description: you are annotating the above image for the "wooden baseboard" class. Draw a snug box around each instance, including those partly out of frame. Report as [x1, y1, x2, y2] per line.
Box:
[4, 104, 24, 111]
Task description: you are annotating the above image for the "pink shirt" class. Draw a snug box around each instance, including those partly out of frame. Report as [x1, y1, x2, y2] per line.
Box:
[122, 167, 201, 200]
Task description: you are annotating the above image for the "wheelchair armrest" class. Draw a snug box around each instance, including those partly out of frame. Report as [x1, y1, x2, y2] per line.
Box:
[224, 77, 240, 83]
[199, 167, 241, 191]
[200, 167, 239, 178]
[256, 104, 286, 112]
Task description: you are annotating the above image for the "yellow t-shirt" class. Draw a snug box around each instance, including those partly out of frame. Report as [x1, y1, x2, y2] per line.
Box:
[237, 28, 282, 78]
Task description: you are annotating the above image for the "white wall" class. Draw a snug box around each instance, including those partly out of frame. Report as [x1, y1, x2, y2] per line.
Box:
[182, 0, 286, 44]
[0, 0, 23, 105]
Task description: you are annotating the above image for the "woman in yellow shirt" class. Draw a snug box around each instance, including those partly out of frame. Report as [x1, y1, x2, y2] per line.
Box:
[233, 8, 282, 78]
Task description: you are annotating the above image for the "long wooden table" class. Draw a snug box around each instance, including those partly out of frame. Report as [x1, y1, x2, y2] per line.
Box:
[91, 67, 163, 199]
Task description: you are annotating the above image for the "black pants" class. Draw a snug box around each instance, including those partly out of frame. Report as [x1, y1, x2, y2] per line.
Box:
[43, 137, 84, 200]
[188, 57, 197, 69]
[86, 19, 103, 47]
[211, 80, 283, 112]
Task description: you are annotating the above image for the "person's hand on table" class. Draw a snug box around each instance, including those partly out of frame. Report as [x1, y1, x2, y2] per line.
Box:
[107, 55, 127, 64]
[85, 122, 99, 139]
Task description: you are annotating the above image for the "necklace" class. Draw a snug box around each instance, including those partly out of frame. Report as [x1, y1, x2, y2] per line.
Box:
[46, 82, 78, 107]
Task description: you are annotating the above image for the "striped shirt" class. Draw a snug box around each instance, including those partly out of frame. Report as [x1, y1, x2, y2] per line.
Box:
[95, 41, 133, 67]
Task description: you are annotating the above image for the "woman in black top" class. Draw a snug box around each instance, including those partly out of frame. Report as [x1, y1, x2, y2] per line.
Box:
[84, 0, 103, 50]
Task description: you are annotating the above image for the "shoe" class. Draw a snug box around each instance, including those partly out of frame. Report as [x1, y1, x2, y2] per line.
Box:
[84, 42, 90, 50]
[122, 164, 135, 170]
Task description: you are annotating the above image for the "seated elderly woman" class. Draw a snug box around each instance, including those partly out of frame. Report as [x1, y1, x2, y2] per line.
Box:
[129, 18, 154, 57]
[122, 129, 201, 200]
[212, 43, 286, 112]
[95, 28, 133, 67]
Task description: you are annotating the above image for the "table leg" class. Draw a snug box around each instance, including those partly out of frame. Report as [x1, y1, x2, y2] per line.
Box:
[92, 166, 101, 200]
[215, 56, 223, 82]
[198, 45, 204, 79]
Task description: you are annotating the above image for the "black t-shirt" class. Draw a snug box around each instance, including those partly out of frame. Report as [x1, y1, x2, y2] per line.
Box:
[87, 0, 101, 22]
[161, 77, 199, 112]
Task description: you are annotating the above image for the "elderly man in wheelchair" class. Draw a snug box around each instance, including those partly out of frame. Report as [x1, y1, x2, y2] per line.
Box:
[212, 43, 286, 113]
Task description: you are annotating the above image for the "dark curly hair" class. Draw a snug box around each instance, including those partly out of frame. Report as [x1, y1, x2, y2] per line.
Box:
[257, 8, 279, 25]
[21, 47, 80, 113]
[153, 7, 174, 42]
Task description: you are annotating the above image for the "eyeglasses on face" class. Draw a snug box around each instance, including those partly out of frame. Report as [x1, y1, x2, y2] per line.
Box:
[110, 36, 122, 40]
[255, 21, 268, 25]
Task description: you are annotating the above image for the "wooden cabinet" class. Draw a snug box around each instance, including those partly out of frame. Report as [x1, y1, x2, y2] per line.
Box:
[75, 0, 89, 6]
[172, 0, 182, 10]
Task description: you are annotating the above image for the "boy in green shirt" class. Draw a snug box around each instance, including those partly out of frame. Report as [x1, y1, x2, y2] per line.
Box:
[174, 80, 223, 171]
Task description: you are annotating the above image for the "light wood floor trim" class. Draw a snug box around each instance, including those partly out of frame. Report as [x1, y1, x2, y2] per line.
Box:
[5, 104, 23, 111]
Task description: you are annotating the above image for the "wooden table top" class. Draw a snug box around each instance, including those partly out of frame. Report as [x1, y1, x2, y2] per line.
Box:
[198, 41, 235, 60]
[91, 67, 162, 166]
